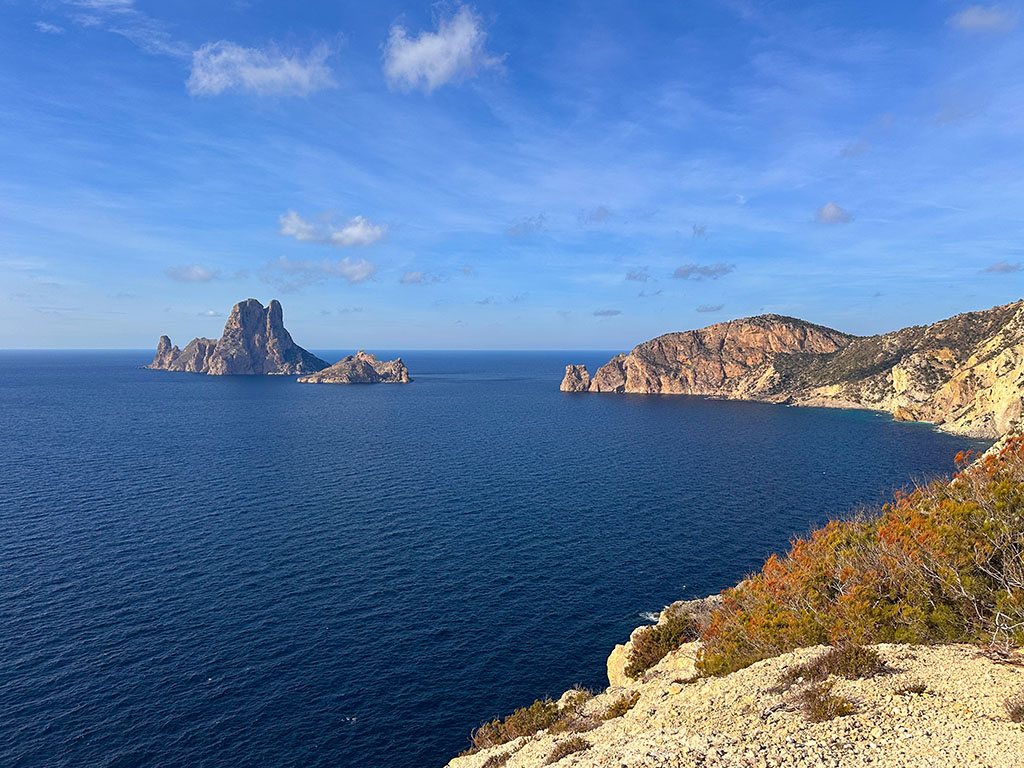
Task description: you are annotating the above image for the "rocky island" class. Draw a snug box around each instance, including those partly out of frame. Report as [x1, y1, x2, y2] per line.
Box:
[146, 298, 329, 375]
[297, 351, 410, 384]
[145, 298, 409, 384]
[562, 301, 1024, 438]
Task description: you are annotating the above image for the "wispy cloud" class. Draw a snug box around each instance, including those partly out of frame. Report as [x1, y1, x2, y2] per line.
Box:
[400, 270, 435, 284]
[197, 309, 220, 317]
[188, 42, 334, 96]
[262, 254, 376, 292]
[948, 5, 1018, 32]
[839, 140, 868, 158]
[638, 288, 663, 298]
[593, 308, 622, 317]
[692, 223, 707, 237]
[34, 21, 65, 34]
[696, 303, 724, 313]
[578, 205, 612, 225]
[383, 5, 502, 93]
[625, 268, 650, 282]
[672, 263, 735, 280]
[61, 0, 189, 58]
[984, 260, 1021, 273]
[506, 213, 547, 236]
[816, 201, 852, 224]
[279, 210, 386, 248]
[165, 264, 220, 282]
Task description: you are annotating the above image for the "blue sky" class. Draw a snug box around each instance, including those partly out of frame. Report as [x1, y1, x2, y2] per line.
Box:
[2, 0, 1023, 349]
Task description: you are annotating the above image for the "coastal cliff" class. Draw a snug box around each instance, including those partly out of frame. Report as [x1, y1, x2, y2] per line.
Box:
[297, 351, 410, 384]
[145, 298, 328, 375]
[562, 301, 1024, 438]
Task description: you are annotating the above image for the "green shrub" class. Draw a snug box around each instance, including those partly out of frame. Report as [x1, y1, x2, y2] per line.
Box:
[624, 610, 698, 678]
[795, 682, 856, 723]
[471, 698, 560, 751]
[545, 736, 590, 764]
[601, 690, 640, 720]
[778, 644, 887, 689]
[697, 439, 1024, 677]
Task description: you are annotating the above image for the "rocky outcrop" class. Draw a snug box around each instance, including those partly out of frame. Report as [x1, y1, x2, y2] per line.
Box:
[296, 351, 410, 385]
[607, 596, 723, 688]
[564, 301, 1024, 438]
[560, 364, 591, 392]
[145, 299, 328, 376]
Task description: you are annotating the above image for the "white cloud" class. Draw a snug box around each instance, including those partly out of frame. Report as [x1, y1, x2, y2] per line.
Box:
[948, 5, 1018, 32]
[65, 0, 134, 10]
[165, 264, 220, 282]
[278, 210, 386, 248]
[383, 5, 502, 93]
[188, 42, 335, 97]
[400, 270, 426, 284]
[816, 201, 852, 224]
[35, 21, 65, 34]
[673, 263, 735, 280]
[267, 254, 376, 288]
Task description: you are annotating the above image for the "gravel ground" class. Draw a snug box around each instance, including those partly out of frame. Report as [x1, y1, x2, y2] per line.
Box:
[443, 643, 1024, 768]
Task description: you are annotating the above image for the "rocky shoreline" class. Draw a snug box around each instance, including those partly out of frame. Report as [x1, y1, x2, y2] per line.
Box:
[562, 301, 1024, 438]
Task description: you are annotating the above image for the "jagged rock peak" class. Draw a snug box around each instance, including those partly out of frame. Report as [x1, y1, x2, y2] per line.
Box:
[145, 298, 329, 376]
[297, 350, 411, 385]
[562, 301, 1024, 438]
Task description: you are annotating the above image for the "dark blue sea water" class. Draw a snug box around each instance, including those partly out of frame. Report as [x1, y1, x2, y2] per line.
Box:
[0, 351, 990, 768]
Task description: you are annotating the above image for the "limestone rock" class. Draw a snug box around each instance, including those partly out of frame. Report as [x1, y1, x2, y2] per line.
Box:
[560, 364, 591, 392]
[145, 298, 328, 376]
[567, 301, 1024, 438]
[297, 351, 410, 385]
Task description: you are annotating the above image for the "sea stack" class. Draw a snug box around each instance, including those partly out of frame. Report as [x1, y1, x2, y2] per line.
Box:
[297, 351, 410, 384]
[145, 298, 329, 375]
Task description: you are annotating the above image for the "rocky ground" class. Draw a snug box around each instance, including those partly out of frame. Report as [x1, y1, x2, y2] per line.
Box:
[444, 641, 1024, 768]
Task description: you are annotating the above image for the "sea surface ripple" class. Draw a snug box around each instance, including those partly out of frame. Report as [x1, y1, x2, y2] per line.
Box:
[0, 351, 989, 768]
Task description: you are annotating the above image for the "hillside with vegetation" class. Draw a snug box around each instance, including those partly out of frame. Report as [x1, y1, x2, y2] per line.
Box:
[562, 301, 1024, 438]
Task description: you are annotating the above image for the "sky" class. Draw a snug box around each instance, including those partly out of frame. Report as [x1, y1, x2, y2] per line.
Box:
[1, 0, 1023, 350]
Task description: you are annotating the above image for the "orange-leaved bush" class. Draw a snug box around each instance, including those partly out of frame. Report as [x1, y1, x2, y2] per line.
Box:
[697, 437, 1024, 677]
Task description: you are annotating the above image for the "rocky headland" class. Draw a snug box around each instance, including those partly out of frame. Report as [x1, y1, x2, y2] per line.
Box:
[561, 301, 1024, 438]
[146, 298, 328, 375]
[297, 351, 410, 384]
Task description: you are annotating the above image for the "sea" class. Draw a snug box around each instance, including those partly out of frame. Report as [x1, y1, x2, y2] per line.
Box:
[0, 350, 990, 768]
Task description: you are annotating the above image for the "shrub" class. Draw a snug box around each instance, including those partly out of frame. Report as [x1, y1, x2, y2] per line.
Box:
[545, 736, 590, 765]
[481, 752, 511, 768]
[1005, 692, 1024, 723]
[697, 439, 1024, 677]
[795, 682, 856, 723]
[895, 679, 929, 696]
[778, 644, 887, 689]
[624, 609, 698, 678]
[471, 698, 560, 752]
[601, 690, 641, 720]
